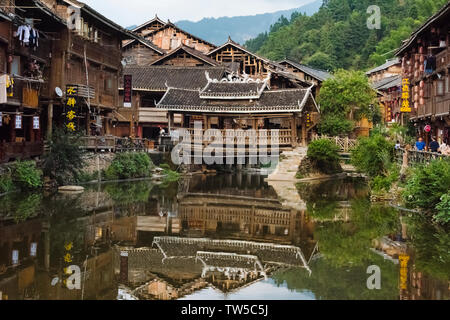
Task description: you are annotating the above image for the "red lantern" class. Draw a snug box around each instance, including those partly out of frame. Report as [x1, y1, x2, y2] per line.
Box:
[420, 80, 425, 88]
[414, 102, 419, 109]
[420, 97, 425, 105]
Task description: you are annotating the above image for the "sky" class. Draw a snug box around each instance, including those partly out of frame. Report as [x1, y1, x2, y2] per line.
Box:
[81, 0, 315, 27]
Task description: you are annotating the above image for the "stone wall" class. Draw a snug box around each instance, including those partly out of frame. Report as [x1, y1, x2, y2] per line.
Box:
[82, 153, 116, 175]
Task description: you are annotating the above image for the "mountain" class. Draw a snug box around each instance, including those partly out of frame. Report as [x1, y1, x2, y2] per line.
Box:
[246, 0, 448, 71]
[175, 0, 322, 45]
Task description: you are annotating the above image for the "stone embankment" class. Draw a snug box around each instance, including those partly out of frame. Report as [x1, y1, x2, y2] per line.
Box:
[266, 147, 308, 211]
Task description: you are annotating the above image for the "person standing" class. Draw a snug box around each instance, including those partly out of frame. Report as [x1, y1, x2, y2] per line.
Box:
[429, 136, 440, 153]
[415, 137, 426, 151]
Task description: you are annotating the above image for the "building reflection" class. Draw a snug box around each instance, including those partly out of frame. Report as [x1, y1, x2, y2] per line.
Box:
[0, 174, 448, 300]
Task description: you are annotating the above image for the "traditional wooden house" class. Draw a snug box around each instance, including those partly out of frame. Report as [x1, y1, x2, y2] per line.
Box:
[207, 37, 308, 90]
[144, 21, 216, 54]
[149, 45, 219, 67]
[277, 59, 332, 96]
[156, 71, 320, 149]
[396, 1, 450, 145]
[33, 0, 140, 141]
[366, 58, 402, 82]
[371, 75, 402, 124]
[117, 66, 228, 140]
[0, 0, 67, 163]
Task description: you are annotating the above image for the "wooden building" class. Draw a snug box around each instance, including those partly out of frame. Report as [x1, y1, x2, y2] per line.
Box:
[37, 0, 139, 138]
[117, 66, 229, 140]
[156, 71, 320, 149]
[366, 58, 402, 82]
[396, 2, 450, 145]
[371, 75, 402, 124]
[207, 37, 308, 89]
[0, 0, 66, 163]
[277, 59, 332, 96]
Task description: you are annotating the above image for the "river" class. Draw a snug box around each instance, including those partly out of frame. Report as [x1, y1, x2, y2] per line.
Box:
[0, 173, 448, 300]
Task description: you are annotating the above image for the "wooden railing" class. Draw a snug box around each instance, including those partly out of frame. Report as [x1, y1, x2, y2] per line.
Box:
[312, 135, 358, 153]
[181, 129, 293, 146]
[395, 148, 449, 165]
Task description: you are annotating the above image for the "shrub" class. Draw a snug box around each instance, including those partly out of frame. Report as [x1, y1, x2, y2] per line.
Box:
[13, 160, 43, 189]
[0, 174, 14, 193]
[370, 165, 400, 193]
[43, 127, 86, 185]
[435, 193, 450, 225]
[351, 134, 394, 177]
[307, 139, 341, 174]
[403, 159, 450, 214]
[105, 152, 154, 180]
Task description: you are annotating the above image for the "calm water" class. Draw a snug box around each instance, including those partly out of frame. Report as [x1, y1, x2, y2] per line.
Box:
[0, 173, 448, 300]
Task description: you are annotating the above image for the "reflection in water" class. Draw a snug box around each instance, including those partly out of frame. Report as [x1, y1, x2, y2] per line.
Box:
[0, 173, 448, 300]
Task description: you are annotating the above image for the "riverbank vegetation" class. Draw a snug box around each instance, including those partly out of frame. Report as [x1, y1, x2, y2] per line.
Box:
[349, 125, 450, 226]
[297, 139, 342, 179]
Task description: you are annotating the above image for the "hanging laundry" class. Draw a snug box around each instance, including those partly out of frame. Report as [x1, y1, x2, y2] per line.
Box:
[6, 75, 14, 97]
[424, 55, 436, 74]
[17, 25, 31, 46]
[29, 28, 39, 50]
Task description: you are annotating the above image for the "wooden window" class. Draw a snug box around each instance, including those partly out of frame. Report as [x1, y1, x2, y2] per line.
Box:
[11, 55, 20, 75]
[436, 80, 445, 96]
[104, 73, 114, 94]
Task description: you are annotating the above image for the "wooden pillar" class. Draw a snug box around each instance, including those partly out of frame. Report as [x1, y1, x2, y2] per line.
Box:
[29, 118, 35, 142]
[203, 115, 209, 130]
[301, 118, 307, 147]
[47, 102, 53, 140]
[290, 116, 297, 147]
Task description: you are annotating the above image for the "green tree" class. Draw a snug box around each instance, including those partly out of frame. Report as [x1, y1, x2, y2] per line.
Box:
[306, 138, 342, 174]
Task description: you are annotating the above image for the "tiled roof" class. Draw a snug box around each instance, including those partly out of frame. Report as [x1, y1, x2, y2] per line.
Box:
[150, 45, 219, 66]
[123, 36, 167, 55]
[119, 66, 227, 91]
[366, 58, 400, 75]
[199, 82, 267, 99]
[132, 15, 166, 33]
[157, 87, 317, 113]
[278, 59, 332, 82]
[371, 75, 401, 90]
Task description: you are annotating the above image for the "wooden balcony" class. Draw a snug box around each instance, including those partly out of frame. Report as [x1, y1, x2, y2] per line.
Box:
[436, 47, 450, 71]
[183, 128, 293, 146]
[70, 35, 121, 69]
[7, 76, 42, 108]
[13, 35, 51, 63]
[0, 141, 43, 163]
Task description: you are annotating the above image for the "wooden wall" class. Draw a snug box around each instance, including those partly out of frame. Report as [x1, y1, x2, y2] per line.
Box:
[147, 26, 214, 53]
[123, 43, 163, 66]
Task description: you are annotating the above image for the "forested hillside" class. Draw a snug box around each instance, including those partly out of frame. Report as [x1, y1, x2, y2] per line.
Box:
[245, 0, 448, 71]
[175, 0, 322, 45]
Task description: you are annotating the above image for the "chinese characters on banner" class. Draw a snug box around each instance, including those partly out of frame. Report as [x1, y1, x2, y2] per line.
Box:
[306, 113, 311, 128]
[399, 254, 410, 290]
[15, 114, 22, 129]
[66, 85, 79, 132]
[386, 103, 392, 122]
[33, 116, 40, 130]
[400, 78, 411, 113]
[123, 75, 132, 108]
